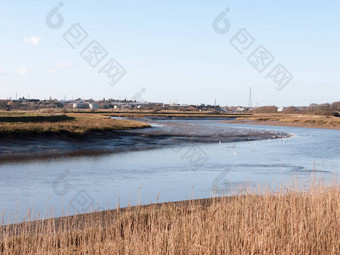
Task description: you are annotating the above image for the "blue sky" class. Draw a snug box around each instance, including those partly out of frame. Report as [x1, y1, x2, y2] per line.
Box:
[0, 0, 339, 106]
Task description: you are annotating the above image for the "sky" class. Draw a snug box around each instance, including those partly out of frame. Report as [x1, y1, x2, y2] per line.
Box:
[0, 0, 339, 106]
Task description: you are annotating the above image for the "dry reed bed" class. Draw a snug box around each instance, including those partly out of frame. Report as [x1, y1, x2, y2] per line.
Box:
[239, 113, 340, 128]
[1, 182, 340, 254]
[0, 113, 150, 136]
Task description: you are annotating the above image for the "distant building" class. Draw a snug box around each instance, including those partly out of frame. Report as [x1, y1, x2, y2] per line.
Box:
[73, 103, 87, 109]
[89, 103, 99, 110]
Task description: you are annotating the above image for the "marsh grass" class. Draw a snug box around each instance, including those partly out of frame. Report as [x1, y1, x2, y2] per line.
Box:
[240, 113, 340, 128]
[0, 112, 150, 136]
[0, 115, 74, 123]
[1, 180, 340, 254]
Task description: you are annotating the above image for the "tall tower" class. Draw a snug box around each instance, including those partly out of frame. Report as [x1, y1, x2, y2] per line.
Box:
[248, 86, 252, 108]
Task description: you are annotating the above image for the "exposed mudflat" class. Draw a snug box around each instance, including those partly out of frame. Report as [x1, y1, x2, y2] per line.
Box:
[224, 119, 340, 130]
[0, 117, 291, 163]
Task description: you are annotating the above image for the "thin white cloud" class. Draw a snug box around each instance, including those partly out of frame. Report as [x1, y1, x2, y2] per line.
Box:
[48, 69, 56, 74]
[0, 68, 10, 75]
[24, 36, 41, 45]
[16, 68, 28, 75]
[55, 61, 72, 68]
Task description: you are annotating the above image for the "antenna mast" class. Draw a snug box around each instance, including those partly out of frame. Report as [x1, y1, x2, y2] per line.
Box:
[248, 86, 253, 108]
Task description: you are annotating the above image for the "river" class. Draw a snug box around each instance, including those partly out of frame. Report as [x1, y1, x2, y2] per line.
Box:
[0, 118, 339, 224]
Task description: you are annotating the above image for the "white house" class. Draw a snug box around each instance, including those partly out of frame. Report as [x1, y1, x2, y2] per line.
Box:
[89, 103, 99, 109]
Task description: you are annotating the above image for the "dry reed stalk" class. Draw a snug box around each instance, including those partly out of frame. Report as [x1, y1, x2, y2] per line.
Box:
[1, 180, 340, 254]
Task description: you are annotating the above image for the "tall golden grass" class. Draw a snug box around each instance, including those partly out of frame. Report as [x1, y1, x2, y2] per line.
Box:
[1, 180, 340, 254]
[0, 112, 150, 136]
[239, 113, 340, 129]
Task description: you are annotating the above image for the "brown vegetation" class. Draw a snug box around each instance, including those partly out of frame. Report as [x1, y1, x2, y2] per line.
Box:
[0, 112, 150, 136]
[1, 181, 339, 254]
[238, 113, 340, 129]
[252, 106, 278, 113]
[252, 102, 340, 117]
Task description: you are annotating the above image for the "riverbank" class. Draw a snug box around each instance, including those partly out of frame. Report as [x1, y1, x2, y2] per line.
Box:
[0, 115, 290, 162]
[105, 110, 340, 129]
[105, 111, 340, 129]
[234, 113, 340, 130]
[1, 181, 339, 254]
[0, 112, 150, 137]
[100, 110, 340, 129]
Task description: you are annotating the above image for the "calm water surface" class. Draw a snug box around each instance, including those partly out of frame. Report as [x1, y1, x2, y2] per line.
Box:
[0, 119, 339, 223]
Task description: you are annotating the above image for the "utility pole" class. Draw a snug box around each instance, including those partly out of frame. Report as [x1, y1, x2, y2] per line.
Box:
[248, 86, 253, 108]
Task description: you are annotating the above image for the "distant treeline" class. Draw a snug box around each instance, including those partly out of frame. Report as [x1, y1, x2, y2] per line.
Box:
[0, 99, 339, 116]
[252, 102, 340, 117]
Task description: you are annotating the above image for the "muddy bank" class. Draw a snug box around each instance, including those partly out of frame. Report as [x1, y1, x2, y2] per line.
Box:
[0, 118, 291, 163]
[222, 118, 340, 130]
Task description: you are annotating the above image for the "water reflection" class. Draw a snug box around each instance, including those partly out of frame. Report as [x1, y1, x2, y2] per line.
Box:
[0, 119, 339, 223]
